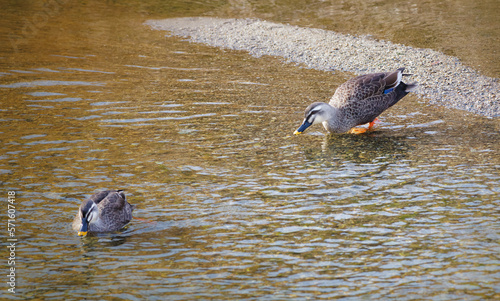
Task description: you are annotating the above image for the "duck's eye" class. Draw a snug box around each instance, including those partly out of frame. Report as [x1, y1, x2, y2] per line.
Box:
[307, 110, 320, 123]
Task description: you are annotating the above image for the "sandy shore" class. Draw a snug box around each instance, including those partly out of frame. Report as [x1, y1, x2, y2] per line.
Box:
[145, 17, 499, 117]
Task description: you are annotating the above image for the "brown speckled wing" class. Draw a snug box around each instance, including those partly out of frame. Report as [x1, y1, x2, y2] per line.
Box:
[98, 191, 134, 231]
[99, 191, 126, 210]
[329, 72, 386, 108]
[329, 68, 404, 109]
[89, 190, 114, 204]
[340, 93, 397, 126]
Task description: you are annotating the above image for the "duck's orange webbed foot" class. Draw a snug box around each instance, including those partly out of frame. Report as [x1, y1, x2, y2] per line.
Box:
[348, 118, 380, 134]
[348, 127, 369, 134]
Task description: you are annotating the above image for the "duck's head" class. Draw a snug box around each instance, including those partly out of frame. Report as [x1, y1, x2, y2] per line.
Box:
[77, 199, 98, 236]
[294, 102, 331, 135]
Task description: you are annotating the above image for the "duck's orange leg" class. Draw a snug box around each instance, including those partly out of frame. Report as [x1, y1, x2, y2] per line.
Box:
[367, 118, 380, 131]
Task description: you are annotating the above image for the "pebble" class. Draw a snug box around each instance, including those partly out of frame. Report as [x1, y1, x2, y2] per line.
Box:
[145, 17, 499, 117]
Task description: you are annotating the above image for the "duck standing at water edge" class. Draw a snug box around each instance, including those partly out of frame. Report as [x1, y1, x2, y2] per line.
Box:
[72, 190, 135, 236]
[294, 68, 417, 135]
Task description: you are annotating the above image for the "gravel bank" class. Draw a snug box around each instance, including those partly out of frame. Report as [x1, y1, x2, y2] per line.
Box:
[145, 17, 499, 117]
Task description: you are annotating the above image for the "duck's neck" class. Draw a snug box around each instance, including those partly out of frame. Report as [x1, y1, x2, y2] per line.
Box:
[320, 104, 345, 133]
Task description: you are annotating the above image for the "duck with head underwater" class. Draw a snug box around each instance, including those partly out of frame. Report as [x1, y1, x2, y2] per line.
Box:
[72, 190, 135, 236]
[294, 68, 417, 135]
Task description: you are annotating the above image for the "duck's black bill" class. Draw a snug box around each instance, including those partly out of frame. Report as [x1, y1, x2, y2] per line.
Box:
[294, 120, 312, 135]
[78, 219, 88, 236]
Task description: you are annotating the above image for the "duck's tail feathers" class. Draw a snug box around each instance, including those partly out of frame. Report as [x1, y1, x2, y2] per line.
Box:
[117, 190, 126, 200]
[404, 82, 418, 92]
[384, 68, 405, 90]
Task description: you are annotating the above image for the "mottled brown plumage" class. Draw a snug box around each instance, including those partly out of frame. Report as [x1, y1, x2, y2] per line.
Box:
[294, 68, 417, 134]
[72, 190, 135, 236]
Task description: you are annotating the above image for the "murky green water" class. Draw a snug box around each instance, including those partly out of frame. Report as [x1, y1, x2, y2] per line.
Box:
[1, 0, 499, 300]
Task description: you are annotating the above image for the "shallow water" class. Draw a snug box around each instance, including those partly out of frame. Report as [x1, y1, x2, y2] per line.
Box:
[0, 0, 499, 300]
[216, 0, 500, 78]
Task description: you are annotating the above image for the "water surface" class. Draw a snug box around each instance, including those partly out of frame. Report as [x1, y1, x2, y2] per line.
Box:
[0, 0, 499, 300]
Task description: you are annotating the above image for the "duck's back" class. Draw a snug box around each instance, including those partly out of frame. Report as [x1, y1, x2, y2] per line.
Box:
[329, 71, 393, 108]
[98, 191, 134, 230]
